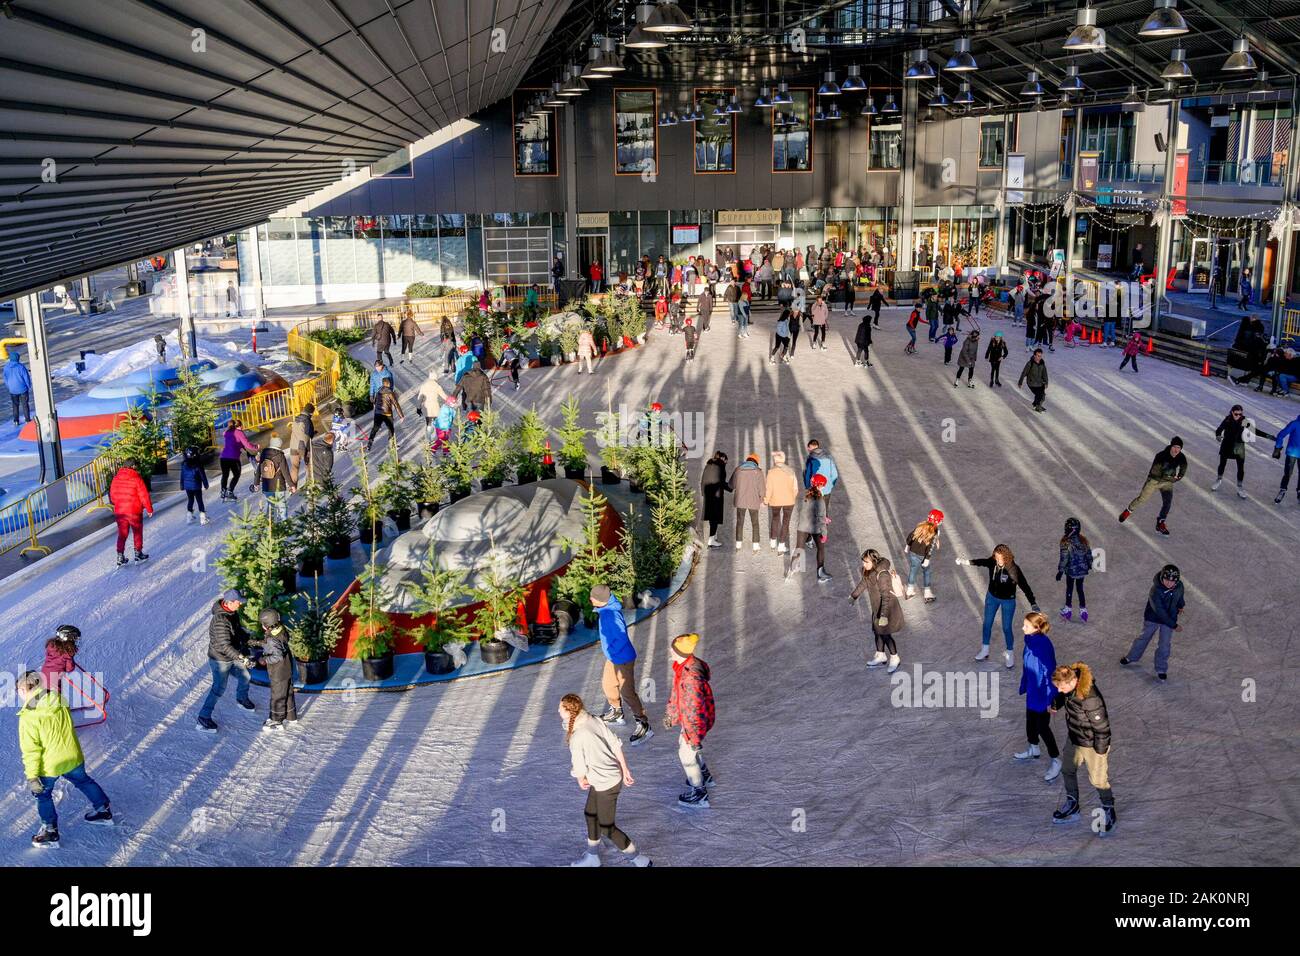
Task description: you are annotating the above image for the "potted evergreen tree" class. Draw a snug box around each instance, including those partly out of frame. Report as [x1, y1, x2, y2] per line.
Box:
[415, 447, 447, 520]
[111, 400, 168, 483]
[556, 484, 625, 628]
[290, 578, 343, 685]
[557, 394, 589, 479]
[472, 556, 526, 665]
[318, 475, 354, 560]
[349, 559, 395, 681]
[402, 550, 473, 675]
[473, 409, 510, 490]
[442, 418, 477, 502]
[597, 407, 624, 485]
[215, 505, 294, 632]
[511, 406, 547, 484]
[377, 442, 417, 532]
[646, 449, 696, 587]
[351, 448, 385, 546]
[169, 367, 218, 462]
[290, 478, 331, 577]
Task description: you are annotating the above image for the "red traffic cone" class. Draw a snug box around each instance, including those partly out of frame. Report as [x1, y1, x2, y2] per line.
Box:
[1201, 356, 1212, 377]
[534, 587, 554, 626]
[542, 439, 554, 467]
[1092, 328, 1100, 344]
[1146, 335, 1155, 354]
[516, 598, 529, 633]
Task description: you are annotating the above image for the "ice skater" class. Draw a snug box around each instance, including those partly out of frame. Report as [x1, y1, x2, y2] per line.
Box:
[986, 330, 1008, 386]
[590, 584, 652, 745]
[849, 549, 906, 673]
[195, 589, 256, 732]
[181, 446, 209, 526]
[955, 544, 1040, 668]
[902, 509, 943, 602]
[1120, 564, 1185, 682]
[1271, 411, 1300, 504]
[254, 609, 297, 730]
[1118, 331, 1142, 372]
[1050, 662, 1116, 835]
[1212, 404, 1250, 499]
[792, 474, 831, 583]
[1118, 436, 1187, 535]
[664, 633, 716, 809]
[1015, 611, 1061, 782]
[954, 329, 980, 387]
[1017, 347, 1050, 412]
[1055, 517, 1093, 623]
[40, 624, 81, 693]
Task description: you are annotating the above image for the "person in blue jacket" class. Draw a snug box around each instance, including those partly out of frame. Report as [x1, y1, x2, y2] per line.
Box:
[802, 438, 838, 494]
[369, 359, 393, 400]
[1121, 564, 1185, 681]
[180, 446, 210, 525]
[589, 584, 652, 746]
[1272, 413, 1300, 505]
[453, 345, 477, 385]
[1015, 611, 1061, 782]
[4, 352, 33, 426]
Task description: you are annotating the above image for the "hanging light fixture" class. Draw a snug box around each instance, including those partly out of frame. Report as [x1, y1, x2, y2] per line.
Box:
[773, 110, 790, 127]
[1248, 69, 1271, 98]
[861, 94, 877, 116]
[1138, 0, 1189, 38]
[1161, 46, 1192, 81]
[904, 49, 937, 81]
[562, 64, 588, 94]
[818, 70, 841, 96]
[841, 65, 867, 92]
[827, 102, 842, 120]
[772, 80, 793, 106]
[545, 81, 567, 107]
[1021, 70, 1046, 97]
[1223, 36, 1257, 72]
[1122, 83, 1146, 111]
[814, 102, 827, 122]
[712, 102, 727, 118]
[1063, 6, 1106, 52]
[726, 94, 743, 114]
[882, 92, 899, 113]
[946, 37, 978, 72]
[754, 85, 773, 108]
[930, 83, 951, 109]
[643, 0, 693, 34]
[921, 107, 937, 123]
[581, 44, 607, 79]
[594, 36, 625, 72]
[954, 81, 975, 106]
[626, 4, 668, 48]
[1058, 64, 1085, 93]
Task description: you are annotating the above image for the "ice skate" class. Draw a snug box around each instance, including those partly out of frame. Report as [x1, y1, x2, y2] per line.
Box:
[905, 584, 916, 598]
[1060, 606, 1072, 621]
[599, 706, 625, 725]
[195, 716, 218, 733]
[199, 513, 210, 525]
[186, 511, 196, 525]
[768, 538, 777, 550]
[886, 654, 901, 674]
[923, 587, 936, 603]
[707, 536, 721, 549]
[115, 553, 130, 568]
[866, 651, 888, 667]
[1052, 796, 1081, 824]
[678, 786, 710, 809]
[628, 718, 654, 746]
[735, 540, 741, 550]
[1155, 519, 1170, 535]
[752, 542, 760, 552]
[975, 645, 990, 661]
[1014, 745, 1040, 759]
[1079, 608, 1089, 623]
[235, 698, 255, 711]
[1275, 491, 1286, 504]
[1236, 484, 1247, 499]
[1118, 509, 1131, 523]
[816, 567, 832, 584]
[629, 852, 653, 867]
[1097, 806, 1117, 836]
[570, 850, 601, 867]
[31, 825, 60, 849]
[776, 542, 787, 554]
[1044, 758, 1062, 782]
[1211, 478, 1222, 491]
[1004, 650, 1015, 668]
[84, 807, 114, 826]
[134, 549, 149, 562]
[262, 719, 284, 732]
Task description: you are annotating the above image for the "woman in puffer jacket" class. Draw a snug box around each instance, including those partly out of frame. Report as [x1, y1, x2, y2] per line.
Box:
[954, 329, 981, 388]
[1055, 517, 1093, 623]
[849, 549, 905, 672]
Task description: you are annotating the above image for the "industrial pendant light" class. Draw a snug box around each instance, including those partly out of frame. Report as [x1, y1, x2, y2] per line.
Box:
[726, 94, 743, 114]
[1248, 70, 1271, 98]
[954, 80, 975, 106]
[860, 94, 877, 116]
[1223, 37, 1257, 72]
[818, 70, 842, 96]
[754, 85, 773, 108]
[712, 102, 727, 118]
[626, 4, 668, 49]
[1058, 64, 1085, 93]
[657, 111, 671, 127]
[562, 65, 588, 94]
[1063, 6, 1106, 52]
[1139, 0, 1189, 38]
[1021, 70, 1045, 97]
[882, 92, 899, 114]
[1121, 83, 1146, 110]
[930, 83, 951, 109]
[946, 37, 978, 72]
[921, 107, 937, 124]
[581, 44, 606, 79]
[595, 36, 625, 72]
[772, 81, 793, 106]
[814, 102, 827, 122]
[841, 65, 867, 92]
[643, 1, 693, 34]
[545, 81, 567, 107]
[827, 102, 842, 120]
[904, 49, 937, 81]
[1161, 46, 1192, 81]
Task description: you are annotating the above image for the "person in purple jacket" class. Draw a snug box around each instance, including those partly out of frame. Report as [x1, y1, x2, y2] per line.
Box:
[589, 584, 652, 746]
[219, 419, 259, 501]
[40, 625, 80, 693]
[1015, 611, 1061, 782]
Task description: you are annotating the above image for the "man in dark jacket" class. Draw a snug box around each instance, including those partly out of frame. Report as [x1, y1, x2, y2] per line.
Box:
[287, 403, 315, 486]
[1121, 565, 1185, 680]
[1119, 436, 1187, 534]
[371, 316, 397, 369]
[853, 316, 873, 367]
[254, 608, 297, 730]
[1017, 348, 1050, 411]
[306, 432, 336, 484]
[366, 382, 405, 452]
[455, 364, 492, 413]
[868, 286, 886, 328]
[664, 633, 715, 809]
[196, 589, 255, 732]
[398, 310, 423, 364]
[1050, 661, 1114, 833]
[255, 436, 293, 518]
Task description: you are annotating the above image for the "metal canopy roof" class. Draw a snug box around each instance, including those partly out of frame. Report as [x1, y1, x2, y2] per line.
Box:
[0, 0, 573, 299]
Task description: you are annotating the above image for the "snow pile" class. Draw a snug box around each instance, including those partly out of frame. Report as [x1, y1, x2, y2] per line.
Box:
[54, 330, 267, 382]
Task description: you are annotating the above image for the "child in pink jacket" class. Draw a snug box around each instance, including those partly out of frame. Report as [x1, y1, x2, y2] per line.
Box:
[41, 624, 81, 692]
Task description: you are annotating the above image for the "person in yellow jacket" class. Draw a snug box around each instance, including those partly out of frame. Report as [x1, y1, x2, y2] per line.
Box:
[17, 671, 112, 847]
[764, 450, 800, 553]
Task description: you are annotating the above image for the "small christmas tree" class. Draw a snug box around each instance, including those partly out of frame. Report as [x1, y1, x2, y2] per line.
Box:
[415, 446, 448, 505]
[403, 547, 474, 651]
[289, 476, 331, 567]
[472, 408, 510, 484]
[216, 505, 293, 630]
[556, 394, 588, 473]
[349, 555, 394, 659]
[316, 474, 355, 544]
[556, 483, 628, 623]
[471, 553, 526, 642]
[511, 406, 547, 481]
[290, 576, 343, 663]
[168, 366, 218, 455]
[376, 440, 417, 515]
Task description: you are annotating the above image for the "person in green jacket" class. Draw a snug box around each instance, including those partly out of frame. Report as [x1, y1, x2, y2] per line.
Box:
[18, 671, 112, 847]
[1017, 347, 1050, 412]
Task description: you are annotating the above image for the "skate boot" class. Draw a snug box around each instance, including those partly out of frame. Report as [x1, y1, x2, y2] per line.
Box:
[776, 542, 787, 554]
[1211, 478, 1222, 491]
[200, 513, 210, 525]
[1097, 806, 1117, 836]
[629, 717, 654, 746]
[923, 587, 935, 603]
[886, 654, 901, 674]
[1155, 519, 1170, 536]
[599, 706, 625, 726]
[768, 538, 777, 550]
[134, 549, 149, 562]
[1079, 608, 1089, 623]
[195, 716, 218, 733]
[31, 825, 60, 849]
[1014, 744, 1041, 760]
[84, 806, 114, 826]
[262, 719, 284, 732]
[816, 567, 832, 584]
[707, 535, 721, 549]
[1044, 758, 1062, 782]
[905, 584, 917, 599]
[1004, 650, 1015, 669]
[752, 542, 761, 552]
[235, 698, 255, 711]
[735, 540, 742, 550]
[678, 786, 710, 809]
[1060, 606, 1072, 621]
[1236, 484, 1247, 499]
[115, 553, 130, 568]
[1275, 491, 1286, 504]
[866, 651, 888, 667]
[1052, 796, 1081, 824]
[975, 645, 990, 661]
[186, 512, 196, 525]
[1118, 509, 1131, 523]
[570, 850, 602, 867]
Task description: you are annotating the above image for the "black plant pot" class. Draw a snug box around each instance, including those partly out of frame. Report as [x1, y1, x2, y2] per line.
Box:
[480, 477, 504, 491]
[278, 567, 298, 595]
[479, 638, 512, 665]
[152, 458, 168, 476]
[341, 400, 355, 418]
[600, 466, 621, 485]
[425, 650, 456, 675]
[327, 535, 352, 560]
[654, 572, 672, 589]
[516, 471, 537, 485]
[388, 508, 412, 532]
[417, 501, 440, 520]
[628, 478, 644, 494]
[563, 465, 587, 480]
[358, 519, 383, 547]
[299, 554, 324, 577]
[554, 598, 581, 636]
[299, 658, 329, 684]
[449, 485, 471, 503]
[540, 463, 557, 480]
[360, 650, 394, 681]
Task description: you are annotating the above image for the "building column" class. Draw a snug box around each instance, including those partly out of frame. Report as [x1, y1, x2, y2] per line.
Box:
[898, 82, 920, 274]
[995, 112, 1013, 273]
[173, 247, 196, 360]
[15, 293, 64, 481]
[243, 227, 267, 322]
[562, 105, 578, 278]
[1151, 101, 1182, 333]
[1270, 90, 1300, 342]
[1064, 107, 1084, 315]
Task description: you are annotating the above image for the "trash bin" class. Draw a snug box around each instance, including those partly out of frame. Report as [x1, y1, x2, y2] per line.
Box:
[77, 297, 97, 314]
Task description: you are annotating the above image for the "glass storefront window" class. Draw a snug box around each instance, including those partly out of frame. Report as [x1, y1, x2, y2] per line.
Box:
[979, 121, 1004, 168]
[773, 91, 813, 172]
[869, 119, 902, 170]
[615, 89, 658, 175]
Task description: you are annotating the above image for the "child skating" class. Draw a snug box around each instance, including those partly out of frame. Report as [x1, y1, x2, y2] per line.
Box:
[1056, 517, 1093, 622]
[985, 330, 1009, 386]
[1016, 611, 1062, 782]
[181, 446, 210, 525]
[941, 326, 957, 365]
[1120, 564, 1185, 682]
[903, 509, 943, 602]
[683, 317, 698, 362]
[663, 633, 716, 809]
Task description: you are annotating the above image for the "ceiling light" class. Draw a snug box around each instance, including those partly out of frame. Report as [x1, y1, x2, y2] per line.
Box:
[1223, 36, 1256, 72]
[1139, 0, 1189, 38]
[726, 95, 743, 114]
[643, 1, 693, 34]
[594, 36, 625, 72]
[1122, 83, 1146, 110]
[754, 85, 773, 108]
[841, 65, 867, 92]
[930, 85, 951, 109]
[581, 44, 606, 79]
[1058, 64, 1085, 93]
[772, 81, 793, 106]
[1021, 70, 1045, 97]
[827, 102, 842, 120]
[946, 37, 978, 72]
[626, 4, 668, 48]
[882, 93, 899, 113]
[921, 107, 937, 123]
[1063, 6, 1106, 52]
[814, 104, 827, 121]
[1161, 47, 1192, 81]
[561, 65, 588, 94]
[818, 70, 841, 96]
[1248, 70, 1271, 98]
[905, 49, 937, 81]
[861, 94, 877, 116]
[712, 103, 727, 118]
[657, 111, 671, 127]
[545, 82, 566, 107]
[954, 81, 974, 106]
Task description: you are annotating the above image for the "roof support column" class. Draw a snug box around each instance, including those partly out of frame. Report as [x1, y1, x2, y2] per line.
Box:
[1065, 106, 1083, 317]
[562, 105, 578, 285]
[1270, 89, 1300, 343]
[898, 82, 920, 274]
[995, 112, 1013, 273]
[173, 247, 197, 360]
[15, 293, 64, 481]
[242, 228, 267, 323]
[1152, 101, 1182, 333]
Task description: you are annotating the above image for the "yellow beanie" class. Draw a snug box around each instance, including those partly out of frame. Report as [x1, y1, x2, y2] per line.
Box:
[671, 633, 700, 656]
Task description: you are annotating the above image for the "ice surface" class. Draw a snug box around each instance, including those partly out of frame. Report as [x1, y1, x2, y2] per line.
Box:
[1, 304, 1297, 867]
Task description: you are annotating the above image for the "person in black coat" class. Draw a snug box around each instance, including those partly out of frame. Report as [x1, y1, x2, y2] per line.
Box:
[254, 609, 297, 730]
[853, 316, 873, 367]
[196, 590, 255, 731]
[868, 287, 886, 328]
[1049, 661, 1115, 833]
[1212, 404, 1249, 498]
[700, 452, 731, 549]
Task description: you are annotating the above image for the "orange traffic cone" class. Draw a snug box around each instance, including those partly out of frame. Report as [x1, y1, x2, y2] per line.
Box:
[1146, 335, 1155, 354]
[542, 439, 554, 467]
[516, 598, 529, 633]
[534, 587, 554, 626]
[1201, 356, 1212, 377]
[1092, 328, 1101, 344]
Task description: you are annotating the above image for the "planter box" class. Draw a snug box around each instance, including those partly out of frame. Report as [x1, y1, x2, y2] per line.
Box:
[563, 465, 587, 480]
[479, 477, 504, 491]
[299, 659, 329, 684]
[360, 651, 394, 681]
[388, 508, 412, 532]
[327, 535, 352, 560]
[417, 501, 440, 520]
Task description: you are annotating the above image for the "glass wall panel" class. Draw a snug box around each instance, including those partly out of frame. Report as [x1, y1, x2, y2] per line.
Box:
[694, 89, 736, 172]
[615, 89, 658, 175]
[773, 91, 813, 171]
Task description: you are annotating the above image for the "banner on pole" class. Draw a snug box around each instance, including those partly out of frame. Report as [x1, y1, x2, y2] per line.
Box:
[1005, 154, 1025, 205]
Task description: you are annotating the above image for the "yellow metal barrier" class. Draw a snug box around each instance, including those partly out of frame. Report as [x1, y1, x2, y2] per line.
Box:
[1283, 308, 1300, 343]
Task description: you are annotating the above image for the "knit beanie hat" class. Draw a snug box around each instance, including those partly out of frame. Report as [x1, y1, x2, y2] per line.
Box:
[771, 450, 786, 465]
[589, 584, 611, 606]
[671, 633, 700, 657]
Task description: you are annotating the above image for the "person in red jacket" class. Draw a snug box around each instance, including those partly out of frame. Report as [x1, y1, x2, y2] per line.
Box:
[664, 633, 716, 809]
[109, 464, 153, 566]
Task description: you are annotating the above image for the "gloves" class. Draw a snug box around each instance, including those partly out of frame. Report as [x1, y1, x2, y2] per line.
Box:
[921, 559, 930, 568]
[1055, 571, 1063, 581]
[236, 655, 254, 669]
[661, 714, 675, 731]
[1031, 604, 1041, 613]
[28, 778, 45, 797]
[955, 558, 969, 566]
[1274, 447, 1283, 459]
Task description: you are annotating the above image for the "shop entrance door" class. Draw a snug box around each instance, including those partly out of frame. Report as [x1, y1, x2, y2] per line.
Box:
[913, 227, 939, 274]
[578, 234, 607, 290]
[1189, 236, 1244, 305]
[713, 225, 778, 265]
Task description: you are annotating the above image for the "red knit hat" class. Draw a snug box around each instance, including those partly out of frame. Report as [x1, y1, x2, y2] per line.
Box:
[458, 345, 469, 354]
[927, 509, 944, 525]
[467, 410, 481, 422]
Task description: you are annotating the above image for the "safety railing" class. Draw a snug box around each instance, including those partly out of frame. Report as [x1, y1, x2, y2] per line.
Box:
[0, 452, 116, 558]
[1282, 308, 1300, 344]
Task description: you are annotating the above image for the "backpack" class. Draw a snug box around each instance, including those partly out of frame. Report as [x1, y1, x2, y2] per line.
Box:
[260, 455, 277, 480]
